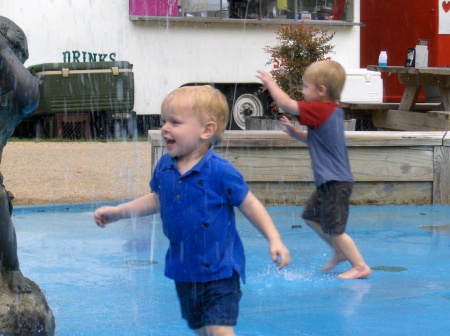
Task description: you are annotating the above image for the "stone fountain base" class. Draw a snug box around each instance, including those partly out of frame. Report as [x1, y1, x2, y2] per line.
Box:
[0, 272, 55, 335]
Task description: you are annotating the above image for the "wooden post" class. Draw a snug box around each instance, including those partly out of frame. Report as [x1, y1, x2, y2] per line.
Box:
[434, 133, 450, 204]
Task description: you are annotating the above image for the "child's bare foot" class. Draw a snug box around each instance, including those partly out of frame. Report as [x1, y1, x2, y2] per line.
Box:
[322, 253, 346, 272]
[337, 265, 371, 279]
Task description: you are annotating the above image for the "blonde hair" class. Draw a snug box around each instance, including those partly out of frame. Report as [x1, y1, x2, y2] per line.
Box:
[303, 60, 346, 102]
[161, 85, 229, 145]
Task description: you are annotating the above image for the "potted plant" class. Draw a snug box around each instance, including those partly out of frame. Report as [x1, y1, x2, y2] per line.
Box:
[245, 23, 338, 130]
[265, 24, 335, 102]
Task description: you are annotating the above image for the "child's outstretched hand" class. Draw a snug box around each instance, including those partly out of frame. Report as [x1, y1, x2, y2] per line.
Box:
[280, 115, 297, 137]
[269, 238, 291, 270]
[94, 205, 123, 228]
[256, 69, 274, 88]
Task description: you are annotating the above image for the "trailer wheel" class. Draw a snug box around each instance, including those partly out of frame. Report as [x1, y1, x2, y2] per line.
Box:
[226, 87, 267, 130]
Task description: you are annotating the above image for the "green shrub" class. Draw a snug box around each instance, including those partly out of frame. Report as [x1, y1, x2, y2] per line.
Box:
[264, 24, 335, 102]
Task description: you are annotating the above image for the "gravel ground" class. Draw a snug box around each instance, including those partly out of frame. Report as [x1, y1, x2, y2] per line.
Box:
[2, 141, 152, 205]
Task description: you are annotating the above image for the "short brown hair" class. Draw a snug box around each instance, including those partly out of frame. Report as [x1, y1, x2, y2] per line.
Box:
[161, 85, 229, 144]
[303, 60, 346, 102]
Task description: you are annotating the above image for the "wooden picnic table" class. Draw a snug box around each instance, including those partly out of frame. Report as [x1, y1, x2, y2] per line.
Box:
[367, 65, 450, 111]
[363, 65, 450, 131]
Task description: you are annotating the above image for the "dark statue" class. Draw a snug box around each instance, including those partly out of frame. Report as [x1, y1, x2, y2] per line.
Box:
[0, 16, 55, 335]
[0, 16, 40, 293]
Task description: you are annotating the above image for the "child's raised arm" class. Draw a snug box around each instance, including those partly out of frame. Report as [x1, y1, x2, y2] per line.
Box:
[238, 191, 291, 270]
[94, 193, 160, 228]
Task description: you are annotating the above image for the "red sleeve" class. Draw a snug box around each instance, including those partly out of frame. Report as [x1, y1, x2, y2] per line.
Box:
[297, 101, 338, 129]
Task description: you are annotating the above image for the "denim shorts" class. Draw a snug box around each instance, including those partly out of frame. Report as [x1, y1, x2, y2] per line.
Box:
[175, 271, 242, 330]
[302, 181, 353, 235]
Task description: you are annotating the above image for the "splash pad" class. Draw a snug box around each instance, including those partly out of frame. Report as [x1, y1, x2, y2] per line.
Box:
[15, 203, 450, 335]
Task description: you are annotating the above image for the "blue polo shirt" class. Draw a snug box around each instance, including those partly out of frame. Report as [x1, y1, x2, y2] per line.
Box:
[150, 146, 249, 283]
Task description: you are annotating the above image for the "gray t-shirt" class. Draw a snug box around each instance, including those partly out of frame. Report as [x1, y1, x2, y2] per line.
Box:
[297, 100, 354, 187]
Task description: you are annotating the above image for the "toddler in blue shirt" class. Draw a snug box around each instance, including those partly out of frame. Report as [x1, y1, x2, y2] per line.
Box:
[94, 85, 290, 335]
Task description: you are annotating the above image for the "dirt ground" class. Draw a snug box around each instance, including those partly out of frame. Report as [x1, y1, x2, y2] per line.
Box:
[1, 141, 152, 205]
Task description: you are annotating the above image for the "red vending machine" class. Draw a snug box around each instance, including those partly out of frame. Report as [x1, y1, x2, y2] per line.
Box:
[360, 0, 450, 102]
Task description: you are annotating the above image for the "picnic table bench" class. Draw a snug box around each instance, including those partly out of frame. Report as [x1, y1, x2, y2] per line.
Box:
[340, 102, 442, 119]
[363, 66, 450, 131]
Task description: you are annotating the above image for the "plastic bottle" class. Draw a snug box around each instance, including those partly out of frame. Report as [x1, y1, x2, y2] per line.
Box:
[378, 51, 388, 66]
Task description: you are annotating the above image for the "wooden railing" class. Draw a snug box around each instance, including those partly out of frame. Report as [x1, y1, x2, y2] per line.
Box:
[149, 130, 450, 205]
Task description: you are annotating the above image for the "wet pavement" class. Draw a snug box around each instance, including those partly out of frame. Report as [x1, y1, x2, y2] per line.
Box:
[14, 204, 450, 335]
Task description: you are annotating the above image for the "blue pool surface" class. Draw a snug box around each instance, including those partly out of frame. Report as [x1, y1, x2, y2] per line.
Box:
[14, 204, 450, 335]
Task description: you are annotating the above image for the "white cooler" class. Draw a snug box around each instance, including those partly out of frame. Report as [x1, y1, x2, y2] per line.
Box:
[341, 69, 383, 103]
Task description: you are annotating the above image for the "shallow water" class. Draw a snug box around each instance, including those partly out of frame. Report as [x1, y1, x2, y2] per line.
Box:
[14, 204, 450, 335]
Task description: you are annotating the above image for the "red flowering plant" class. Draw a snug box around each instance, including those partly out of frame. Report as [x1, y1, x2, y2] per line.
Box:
[264, 24, 335, 114]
